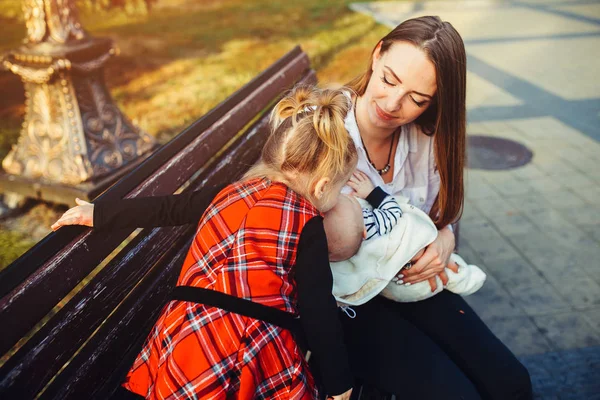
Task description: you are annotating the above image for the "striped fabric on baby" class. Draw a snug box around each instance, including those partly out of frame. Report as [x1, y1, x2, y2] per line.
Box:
[363, 195, 403, 240]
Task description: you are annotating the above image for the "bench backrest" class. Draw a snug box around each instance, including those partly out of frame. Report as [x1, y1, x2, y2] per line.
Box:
[0, 46, 315, 400]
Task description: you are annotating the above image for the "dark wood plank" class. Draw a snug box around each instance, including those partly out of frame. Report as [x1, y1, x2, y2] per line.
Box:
[42, 237, 190, 400]
[0, 61, 317, 399]
[0, 56, 312, 356]
[40, 115, 276, 400]
[0, 111, 272, 398]
[0, 46, 310, 300]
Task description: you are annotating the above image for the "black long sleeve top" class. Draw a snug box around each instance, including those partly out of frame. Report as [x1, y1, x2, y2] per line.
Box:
[93, 190, 353, 396]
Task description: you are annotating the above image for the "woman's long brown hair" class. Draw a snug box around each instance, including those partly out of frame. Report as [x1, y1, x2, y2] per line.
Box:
[347, 16, 466, 229]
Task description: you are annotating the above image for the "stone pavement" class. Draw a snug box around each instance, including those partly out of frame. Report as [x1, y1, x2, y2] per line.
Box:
[351, 1, 600, 398]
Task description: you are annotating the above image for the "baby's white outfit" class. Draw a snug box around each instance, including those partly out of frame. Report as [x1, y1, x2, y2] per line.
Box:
[331, 190, 486, 306]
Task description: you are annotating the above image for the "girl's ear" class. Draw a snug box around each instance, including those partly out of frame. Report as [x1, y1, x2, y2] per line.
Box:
[313, 177, 331, 200]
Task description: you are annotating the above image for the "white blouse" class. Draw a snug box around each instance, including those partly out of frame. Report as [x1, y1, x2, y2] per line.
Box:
[342, 103, 448, 230]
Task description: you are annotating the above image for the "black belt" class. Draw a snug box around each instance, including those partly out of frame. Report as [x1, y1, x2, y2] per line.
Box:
[171, 286, 302, 335]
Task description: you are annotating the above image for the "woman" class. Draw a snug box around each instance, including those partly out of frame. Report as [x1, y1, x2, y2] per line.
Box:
[337, 16, 532, 399]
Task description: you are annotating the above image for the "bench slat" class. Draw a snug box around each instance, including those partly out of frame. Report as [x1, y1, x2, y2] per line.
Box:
[0, 110, 271, 398]
[40, 114, 286, 400]
[2, 67, 315, 396]
[44, 238, 189, 400]
[0, 52, 312, 357]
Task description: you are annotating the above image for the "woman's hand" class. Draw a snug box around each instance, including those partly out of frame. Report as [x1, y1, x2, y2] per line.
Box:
[347, 170, 374, 199]
[328, 388, 353, 400]
[51, 198, 94, 231]
[401, 226, 457, 290]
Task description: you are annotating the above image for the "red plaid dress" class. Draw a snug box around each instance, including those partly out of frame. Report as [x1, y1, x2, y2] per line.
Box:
[123, 178, 321, 399]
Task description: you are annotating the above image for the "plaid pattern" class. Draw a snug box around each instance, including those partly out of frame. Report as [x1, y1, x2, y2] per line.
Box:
[123, 178, 321, 399]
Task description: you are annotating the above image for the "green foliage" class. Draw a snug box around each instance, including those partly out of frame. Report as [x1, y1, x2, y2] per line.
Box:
[79, 0, 157, 14]
[0, 230, 35, 272]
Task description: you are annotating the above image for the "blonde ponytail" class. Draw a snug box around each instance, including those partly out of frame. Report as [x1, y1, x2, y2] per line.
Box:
[270, 85, 315, 131]
[311, 89, 352, 176]
[244, 85, 357, 199]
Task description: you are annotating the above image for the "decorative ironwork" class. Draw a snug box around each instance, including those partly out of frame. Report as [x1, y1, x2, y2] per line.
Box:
[23, 0, 86, 44]
[1, 0, 155, 194]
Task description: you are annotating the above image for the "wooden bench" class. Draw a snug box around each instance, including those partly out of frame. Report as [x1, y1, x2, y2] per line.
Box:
[0, 46, 323, 399]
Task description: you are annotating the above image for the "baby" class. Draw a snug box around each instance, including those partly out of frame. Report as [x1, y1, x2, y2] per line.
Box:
[323, 171, 486, 306]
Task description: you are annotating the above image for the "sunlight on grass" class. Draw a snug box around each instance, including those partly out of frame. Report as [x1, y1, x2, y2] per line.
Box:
[0, 230, 35, 268]
[105, 6, 387, 142]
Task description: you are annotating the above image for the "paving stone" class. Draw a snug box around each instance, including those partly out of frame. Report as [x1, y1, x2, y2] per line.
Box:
[526, 207, 575, 232]
[464, 168, 490, 182]
[484, 256, 547, 291]
[511, 164, 548, 181]
[555, 205, 600, 226]
[470, 197, 520, 217]
[465, 179, 500, 200]
[519, 346, 600, 400]
[459, 218, 501, 240]
[485, 316, 553, 356]
[464, 274, 526, 321]
[570, 157, 600, 178]
[553, 145, 592, 163]
[470, 234, 524, 263]
[539, 261, 593, 286]
[532, 313, 600, 350]
[581, 307, 600, 335]
[506, 282, 573, 316]
[484, 178, 537, 197]
[534, 158, 580, 176]
[506, 193, 553, 214]
[541, 189, 588, 208]
[574, 185, 600, 205]
[527, 177, 567, 193]
[509, 233, 589, 275]
[480, 170, 514, 184]
[548, 172, 599, 191]
[551, 278, 600, 310]
[460, 202, 485, 223]
[578, 224, 600, 243]
[486, 212, 540, 236]
[539, 226, 600, 251]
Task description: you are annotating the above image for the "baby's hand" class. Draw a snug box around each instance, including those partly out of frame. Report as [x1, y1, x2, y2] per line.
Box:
[347, 170, 374, 199]
[328, 388, 353, 400]
[51, 198, 94, 231]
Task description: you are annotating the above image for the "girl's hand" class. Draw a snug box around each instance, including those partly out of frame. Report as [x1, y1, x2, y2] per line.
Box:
[328, 388, 353, 400]
[51, 198, 94, 231]
[401, 226, 456, 289]
[347, 170, 374, 199]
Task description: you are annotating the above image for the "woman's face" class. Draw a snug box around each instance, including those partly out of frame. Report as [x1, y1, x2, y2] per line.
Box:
[362, 41, 437, 135]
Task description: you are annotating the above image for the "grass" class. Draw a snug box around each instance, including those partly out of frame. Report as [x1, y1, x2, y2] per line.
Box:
[0, 0, 396, 268]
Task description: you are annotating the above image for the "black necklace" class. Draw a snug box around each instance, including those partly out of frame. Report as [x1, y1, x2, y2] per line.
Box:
[354, 97, 395, 175]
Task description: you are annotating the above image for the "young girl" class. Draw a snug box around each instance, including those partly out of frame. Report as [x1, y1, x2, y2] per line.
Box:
[51, 86, 357, 400]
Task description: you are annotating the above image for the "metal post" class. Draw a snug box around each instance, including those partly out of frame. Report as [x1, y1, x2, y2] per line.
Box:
[1, 0, 156, 205]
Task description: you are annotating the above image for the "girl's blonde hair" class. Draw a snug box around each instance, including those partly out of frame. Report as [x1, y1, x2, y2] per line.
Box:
[244, 85, 357, 202]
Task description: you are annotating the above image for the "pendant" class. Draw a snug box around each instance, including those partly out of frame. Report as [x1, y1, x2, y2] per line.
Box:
[374, 163, 391, 175]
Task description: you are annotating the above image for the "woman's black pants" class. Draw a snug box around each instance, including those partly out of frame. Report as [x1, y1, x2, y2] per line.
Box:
[339, 291, 533, 400]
